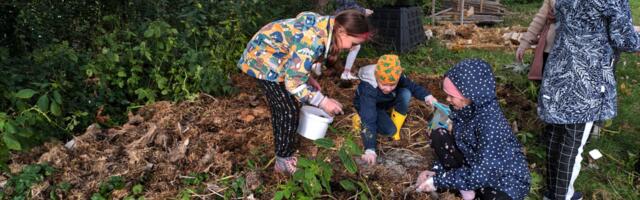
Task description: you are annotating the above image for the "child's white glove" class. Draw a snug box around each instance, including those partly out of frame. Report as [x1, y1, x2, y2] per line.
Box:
[360, 149, 377, 165]
[424, 95, 438, 107]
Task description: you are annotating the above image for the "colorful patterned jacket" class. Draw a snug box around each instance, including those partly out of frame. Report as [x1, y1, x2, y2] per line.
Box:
[238, 12, 333, 106]
[539, 0, 640, 124]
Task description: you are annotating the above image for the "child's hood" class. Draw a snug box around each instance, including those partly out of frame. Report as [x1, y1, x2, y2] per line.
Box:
[358, 64, 378, 88]
[444, 59, 497, 107]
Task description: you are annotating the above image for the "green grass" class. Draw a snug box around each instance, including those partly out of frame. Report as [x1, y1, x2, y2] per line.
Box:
[632, 0, 640, 24]
[501, 0, 543, 27]
[573, 53, 640, 199]
[361, 39, 532, 75]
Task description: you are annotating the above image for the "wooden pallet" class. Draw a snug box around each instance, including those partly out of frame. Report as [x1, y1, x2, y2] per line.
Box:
[429, 0, 505, 25]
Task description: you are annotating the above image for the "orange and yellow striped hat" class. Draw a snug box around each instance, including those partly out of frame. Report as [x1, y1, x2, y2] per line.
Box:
[375, 54, 403, 85]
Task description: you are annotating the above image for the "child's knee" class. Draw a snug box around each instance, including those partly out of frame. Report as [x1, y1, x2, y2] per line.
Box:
[430, 128, 450, 142]
[397, 88, 411, 102]
[380, 125, 397, 136]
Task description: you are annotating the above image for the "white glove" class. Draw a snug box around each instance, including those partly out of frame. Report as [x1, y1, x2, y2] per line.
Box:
[424, 95, 438, 107]
[360, 149, 377, 165]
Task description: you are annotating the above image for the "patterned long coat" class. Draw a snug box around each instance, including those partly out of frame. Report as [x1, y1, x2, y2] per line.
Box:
[538, 0, 640, 124]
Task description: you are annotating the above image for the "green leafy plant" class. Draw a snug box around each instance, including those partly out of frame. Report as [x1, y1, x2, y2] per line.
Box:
[0, 41, 92, 171]
[274, 136, 367, 200]
[175, 172, 209, 199]
[123, 184, 145, 200]
[48, 182, 72, 200]
[90, 176, 126, 200]
[0, 164, 56, 199]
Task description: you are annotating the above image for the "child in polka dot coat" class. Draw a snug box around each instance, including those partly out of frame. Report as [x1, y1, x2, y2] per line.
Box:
[415, 59, 531, 200]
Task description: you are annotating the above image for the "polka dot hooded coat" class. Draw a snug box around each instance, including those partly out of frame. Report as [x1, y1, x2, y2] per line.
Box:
[432, 59, 531, 200]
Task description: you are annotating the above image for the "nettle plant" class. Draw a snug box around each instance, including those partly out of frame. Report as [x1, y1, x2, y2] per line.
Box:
[275, 133, 374, 200]
[0, 42, 91, 171]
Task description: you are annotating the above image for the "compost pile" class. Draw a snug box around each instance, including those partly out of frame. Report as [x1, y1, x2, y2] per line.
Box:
[6, 59, 537, 199]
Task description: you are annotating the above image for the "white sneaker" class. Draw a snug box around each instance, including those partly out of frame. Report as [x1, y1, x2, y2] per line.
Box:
[341, 72, 359, 80]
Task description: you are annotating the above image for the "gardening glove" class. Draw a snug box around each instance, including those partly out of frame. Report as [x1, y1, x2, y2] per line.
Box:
[515, 46, 526, 63]
[274, 156, 298, 175]
[319, 97, 343, 116]
[424, 95, 438, 107]
[460, 190, 476, 200]
[360, 149, 377, 166]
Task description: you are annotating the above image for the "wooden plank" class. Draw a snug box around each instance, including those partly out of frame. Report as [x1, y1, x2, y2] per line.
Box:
[429, 8, 453, 17]
[432, 0, 436, 25]
[460, 0, 465, 25]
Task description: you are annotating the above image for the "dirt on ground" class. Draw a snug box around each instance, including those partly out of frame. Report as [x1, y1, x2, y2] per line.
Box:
[7, 58, 538, 199]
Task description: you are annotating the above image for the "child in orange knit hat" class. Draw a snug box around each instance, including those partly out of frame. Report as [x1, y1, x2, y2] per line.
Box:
[353, 54, 438, 165]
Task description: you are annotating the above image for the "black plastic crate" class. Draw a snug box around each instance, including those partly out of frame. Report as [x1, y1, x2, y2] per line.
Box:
[369, 6, 425, 53]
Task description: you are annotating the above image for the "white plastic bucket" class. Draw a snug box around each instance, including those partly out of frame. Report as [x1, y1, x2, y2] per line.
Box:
[298, 106, 334, 140]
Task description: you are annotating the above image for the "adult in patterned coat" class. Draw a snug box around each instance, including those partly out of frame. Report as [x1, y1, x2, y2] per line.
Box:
[539, 1, 640, 199]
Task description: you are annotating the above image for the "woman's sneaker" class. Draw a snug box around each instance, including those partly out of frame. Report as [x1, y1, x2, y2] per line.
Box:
[274, 156, 297, 175]
[543, 191, 583, 200]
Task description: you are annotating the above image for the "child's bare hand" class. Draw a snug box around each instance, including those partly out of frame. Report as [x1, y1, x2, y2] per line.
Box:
[308, 76, 321, 91]
[365, 9, 374, 16]
[360, 150, 377, 165]
[416, 174, 436, 192]
[320, 97, 343, 115]
[417, 170, 435, 185]
[515, 46, 526, 63]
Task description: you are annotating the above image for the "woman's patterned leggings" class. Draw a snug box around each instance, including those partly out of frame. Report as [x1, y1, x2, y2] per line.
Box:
[257, 79, 300, 158]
